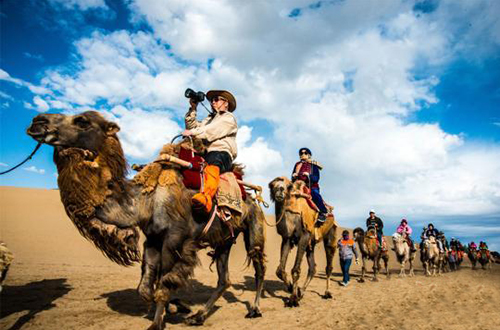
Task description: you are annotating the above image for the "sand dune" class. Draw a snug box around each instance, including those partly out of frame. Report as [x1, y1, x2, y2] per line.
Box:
[1, 186, 499, 330]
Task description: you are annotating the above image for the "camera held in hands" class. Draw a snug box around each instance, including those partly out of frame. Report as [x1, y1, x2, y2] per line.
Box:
[185, 88, 205, 103]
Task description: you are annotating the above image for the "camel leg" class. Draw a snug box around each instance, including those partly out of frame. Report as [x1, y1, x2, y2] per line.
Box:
[384, 256, 390, 279]
[286, 234, 309, 307]
[372, 255, 380, 282]
[276, 238, 293, 293]
[359, 257, 367, 283]
[138, 239, 161, 302]
[301, 244, 316, 296]
[243, 222, 266, 318]
[150, 237, 198, 330]
[409, 254, 415, 277]
[322, 237, 335, 299]
[186, 243, 232, 325]
[399, 255, 406, 277]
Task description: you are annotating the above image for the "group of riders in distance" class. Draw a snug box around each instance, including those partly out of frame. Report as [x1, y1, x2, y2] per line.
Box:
[23, 88, 496, 329]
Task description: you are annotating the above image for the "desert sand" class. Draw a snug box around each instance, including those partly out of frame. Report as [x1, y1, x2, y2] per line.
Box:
[1, 186, 499, 330]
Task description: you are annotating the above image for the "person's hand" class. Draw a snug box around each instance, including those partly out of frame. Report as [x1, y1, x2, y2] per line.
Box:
[182, 129, 193, 137]
[303, 172, 309, 176]
[189, 98, 198, 109]
[292, 173, 298, 178]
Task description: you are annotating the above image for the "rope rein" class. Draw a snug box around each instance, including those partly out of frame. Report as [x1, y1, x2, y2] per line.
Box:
[0, 142, 42, 175]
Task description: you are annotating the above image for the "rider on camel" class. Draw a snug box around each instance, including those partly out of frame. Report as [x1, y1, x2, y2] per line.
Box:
[291, 147, 328, 223]
[183, 90, 238, 213]
[421, 223, 444, 253]
[396, 218, 416, 251]
[366, 210, 384, 249]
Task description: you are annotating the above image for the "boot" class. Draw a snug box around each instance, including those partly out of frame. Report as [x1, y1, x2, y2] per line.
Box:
[192, 165, 220, 213]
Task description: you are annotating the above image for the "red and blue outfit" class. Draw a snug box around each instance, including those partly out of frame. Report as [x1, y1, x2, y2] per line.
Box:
[291, 160, 328, 215]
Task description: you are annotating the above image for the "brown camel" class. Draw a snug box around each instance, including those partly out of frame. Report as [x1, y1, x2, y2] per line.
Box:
[467, 245, 478, 270]
[27, 111, 266, 330]
[392, 233, 415, 277]
[269, 177, 337, 306]
[477, 249, 492, 270]
[0, 241, 14, 292]
[353, 227, 390, 282]
[421, 237, 439, 276]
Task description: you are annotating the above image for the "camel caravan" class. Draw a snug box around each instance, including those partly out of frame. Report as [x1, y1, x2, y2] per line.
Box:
[23, 89, 497, 329]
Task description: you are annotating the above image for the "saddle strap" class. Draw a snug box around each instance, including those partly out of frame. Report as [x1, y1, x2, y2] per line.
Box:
[202, 205, 218, 236]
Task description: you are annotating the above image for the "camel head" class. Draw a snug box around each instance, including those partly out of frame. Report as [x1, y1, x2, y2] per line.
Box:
[269, 176, 292, 203]
[27, 111, 140, 266]
[353, 227, 364, 240]
[27, 111, 120, 152]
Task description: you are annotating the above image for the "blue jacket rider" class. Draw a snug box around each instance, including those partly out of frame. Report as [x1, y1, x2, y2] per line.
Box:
[291, 148, 328, 223]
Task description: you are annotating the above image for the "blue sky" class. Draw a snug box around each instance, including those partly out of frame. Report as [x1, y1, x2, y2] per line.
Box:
[1, 0, 499, 249]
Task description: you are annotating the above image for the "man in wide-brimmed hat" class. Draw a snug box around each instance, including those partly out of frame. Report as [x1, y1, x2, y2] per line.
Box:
[183, 90, 238, 213]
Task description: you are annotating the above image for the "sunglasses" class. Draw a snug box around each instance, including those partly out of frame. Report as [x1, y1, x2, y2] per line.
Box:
[211, 96, 228, 103]
[300, 151, 310, 155]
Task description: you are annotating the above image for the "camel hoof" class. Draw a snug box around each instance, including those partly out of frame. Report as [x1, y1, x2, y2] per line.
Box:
[147, 323, 164, 330]
[322, 291, 333, 299]
[358, 278, 365, 283]
[372, 277, 379, 282]
[185, 311, 206, 326]
[284, 296, 300, 308]
[245, 308, 263, 318]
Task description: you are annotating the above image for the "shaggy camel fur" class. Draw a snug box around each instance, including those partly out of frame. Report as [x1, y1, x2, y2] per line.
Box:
[269, 177, 337, 306]
[27, 111, 266, 330]
[392, 233, 415, 277]
[353, 227, 390, 282]
[421, 237, 440, 276]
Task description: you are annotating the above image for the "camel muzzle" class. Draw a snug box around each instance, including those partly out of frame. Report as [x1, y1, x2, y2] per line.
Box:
[27, 118, 59, 144]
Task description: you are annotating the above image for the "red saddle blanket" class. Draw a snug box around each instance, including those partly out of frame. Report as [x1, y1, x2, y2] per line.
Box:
[178, 147, 247, 200]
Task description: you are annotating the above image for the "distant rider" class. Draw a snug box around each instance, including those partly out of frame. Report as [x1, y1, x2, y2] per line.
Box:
[366, 210, 384, 249]
[396, 218, 416, 251]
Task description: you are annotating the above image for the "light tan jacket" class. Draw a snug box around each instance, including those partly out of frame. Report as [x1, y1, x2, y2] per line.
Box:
[185, 110, 238, 160]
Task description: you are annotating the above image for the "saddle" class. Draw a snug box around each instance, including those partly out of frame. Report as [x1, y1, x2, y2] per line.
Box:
[367, 227, 387, 251]
[133, 143, 246, 219]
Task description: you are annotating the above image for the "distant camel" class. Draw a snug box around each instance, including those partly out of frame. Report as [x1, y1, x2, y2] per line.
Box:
[269, 177, 338, 306]
[421, 237, 439, 276]
[353, 227, 390, 282]
[467, 245, 478, 270]
[392, 233, 415, 277]
[477, 249, 492, 270]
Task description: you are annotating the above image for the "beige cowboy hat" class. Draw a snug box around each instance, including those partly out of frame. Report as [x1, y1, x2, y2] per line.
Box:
[206, 90, 237, 112]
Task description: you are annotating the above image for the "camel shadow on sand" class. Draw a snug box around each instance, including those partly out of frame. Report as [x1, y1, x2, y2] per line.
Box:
[101, 278, 252, 324]
[0, 278, 72, 330]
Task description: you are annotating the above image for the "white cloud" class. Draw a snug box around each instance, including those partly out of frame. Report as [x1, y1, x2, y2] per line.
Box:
[236, 125, 284, 185]
[23, 166, 46, 175]
[16, 1, 500, 227]
[106, 105, 182, 160]
[48, 0, 108, 11]
[0, 68, 51, 95]
[33, 96, 50, 112]
[0, 90, 14, 101]
[23, 52, 44, 62]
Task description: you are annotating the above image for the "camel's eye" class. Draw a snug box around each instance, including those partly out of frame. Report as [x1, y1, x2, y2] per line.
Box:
[73, 116, 90, 129]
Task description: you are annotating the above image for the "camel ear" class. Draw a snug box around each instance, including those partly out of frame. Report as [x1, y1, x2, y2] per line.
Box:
[106, 122, 120, 135]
